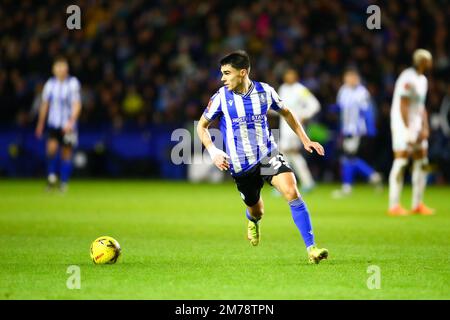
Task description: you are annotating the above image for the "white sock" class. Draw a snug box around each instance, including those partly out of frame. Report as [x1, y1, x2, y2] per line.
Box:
[48, 174, 57, 184]
[342, 183, 352, 194]
[412, 158, 427, 209]
[369, 172, 382, 184]
[286, 153, 315, 189]
[388, 158, 408, 209]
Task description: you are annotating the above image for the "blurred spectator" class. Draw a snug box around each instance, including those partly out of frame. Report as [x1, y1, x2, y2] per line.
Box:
[122, 85, 144, 117]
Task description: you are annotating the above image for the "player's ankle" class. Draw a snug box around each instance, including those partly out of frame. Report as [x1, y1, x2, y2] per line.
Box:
[48, 174, 57, 184]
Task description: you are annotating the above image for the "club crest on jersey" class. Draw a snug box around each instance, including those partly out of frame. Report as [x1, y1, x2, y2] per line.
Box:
[258, 92, 266, 104]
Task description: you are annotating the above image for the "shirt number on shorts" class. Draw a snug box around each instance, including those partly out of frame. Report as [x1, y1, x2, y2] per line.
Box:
[268, 155, 286, 170]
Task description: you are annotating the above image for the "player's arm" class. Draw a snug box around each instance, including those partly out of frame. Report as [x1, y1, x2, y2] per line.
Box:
[300, 88, 321, 122]
[35, 99, 49, 139]
[361, 89, 376, 137]
[278, 107, 324, 156]
[63, 79, 82, 133]
[418, 108, 430, 142]
[63, 100, 81, 134]
[400, 96, 417, 145]
[398, 79, 417, 143]
[400, 96, 410, 129]
[196, 115, 230, 171]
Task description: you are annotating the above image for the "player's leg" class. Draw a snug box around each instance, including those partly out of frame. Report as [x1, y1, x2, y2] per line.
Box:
[355, 136, 382, 187]
[271, 172, 328, 264]
[331, 156, 354, 199]
[388, 151, 409, 215]
[388, 128, 410, 215]
[411, 145, 434, 215]
[246, 198, 264, 246]
[332, 136, 358, 198]
[332, 156, 354, 198]
[352, 157, 382, 188]
[246, 197, 264, 221]
[280, 135, 315, 192]
[233, 166, 264, 246]
[46, 133, 60, 189]
[59, 130, 78, 191]
[341, 156, 354, 193]
[271, 172, 312, 246]
[60, 144, 73, 192]
[284, 150, 315, 192]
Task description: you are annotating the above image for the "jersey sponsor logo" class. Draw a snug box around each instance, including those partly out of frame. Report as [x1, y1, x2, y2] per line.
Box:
[231, 114, 267, 124]
[228, 99, 234, 106]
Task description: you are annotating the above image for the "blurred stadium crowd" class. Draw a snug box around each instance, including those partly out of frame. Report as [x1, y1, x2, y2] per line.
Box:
[0, 0, 449, 181]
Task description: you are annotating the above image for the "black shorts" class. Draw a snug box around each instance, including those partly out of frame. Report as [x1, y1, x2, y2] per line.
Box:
[342, 135, 372, 158]
[232, 152, 293, 207]
[48, 128, 78, 147]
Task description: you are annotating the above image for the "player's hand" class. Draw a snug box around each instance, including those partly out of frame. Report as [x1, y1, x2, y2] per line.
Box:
[417, 129, 429, 142]
[63, 120, 74, 134]
[35, 124, 44, 139]
[207, 146, 230, 171]
[304, 141, 325, 156]
[213, 153, 230, 171]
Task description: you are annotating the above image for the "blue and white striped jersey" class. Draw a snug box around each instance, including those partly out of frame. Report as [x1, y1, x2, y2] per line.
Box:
[42, 76, 81, 129]
[203, 81, 284, 176]
[336, 84, 372, 136]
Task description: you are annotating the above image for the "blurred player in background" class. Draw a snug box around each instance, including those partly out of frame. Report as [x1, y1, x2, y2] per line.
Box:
[388, 49, 434, 216]
[35, 57, 82, 192]
[332, 68, 382, 198]
[278, 68, 320, 192]
[197, 51, 328, 264]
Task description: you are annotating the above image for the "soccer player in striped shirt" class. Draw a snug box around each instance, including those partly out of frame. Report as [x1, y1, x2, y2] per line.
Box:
[197, 51, 328, 264]
[332, 68, 382, 198]
[35, 57, 82, 192]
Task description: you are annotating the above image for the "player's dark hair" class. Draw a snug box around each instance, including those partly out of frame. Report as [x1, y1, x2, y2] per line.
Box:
[53, 56, 68, 65]
[220, 50, 250, 71]
[344, 66, 359, 75]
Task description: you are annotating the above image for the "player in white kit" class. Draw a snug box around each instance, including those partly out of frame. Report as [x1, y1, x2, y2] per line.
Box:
[388, 49, 434, 216]
[278, 69, 320, 192]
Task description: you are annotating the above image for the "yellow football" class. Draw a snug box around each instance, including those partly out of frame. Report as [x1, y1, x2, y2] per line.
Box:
[90, 236, 121, 264]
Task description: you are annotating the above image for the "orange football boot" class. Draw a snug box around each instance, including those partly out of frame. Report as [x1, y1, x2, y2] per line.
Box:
[387, 205, 409, 216]
[412, 203, 435, 215]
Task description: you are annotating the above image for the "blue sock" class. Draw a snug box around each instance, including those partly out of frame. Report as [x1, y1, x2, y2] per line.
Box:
[60, 160, 72, 184]
[353, 157, 375, 179]
[246, 209, 260, 223]
[342, 158, 354, 185]
[47, 156, 57, 177]
[289, 198, 315, 248]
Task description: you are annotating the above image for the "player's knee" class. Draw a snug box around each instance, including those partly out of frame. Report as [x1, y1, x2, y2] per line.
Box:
[282, 186, 300, 202]
[47, 147, 58, 157]
[61, 147, 73, 160]
[412, 149, 427, 160]
[47, 140, 59, 155]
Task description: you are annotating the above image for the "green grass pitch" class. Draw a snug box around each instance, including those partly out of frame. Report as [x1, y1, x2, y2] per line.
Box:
[0, 180, 449, 299]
